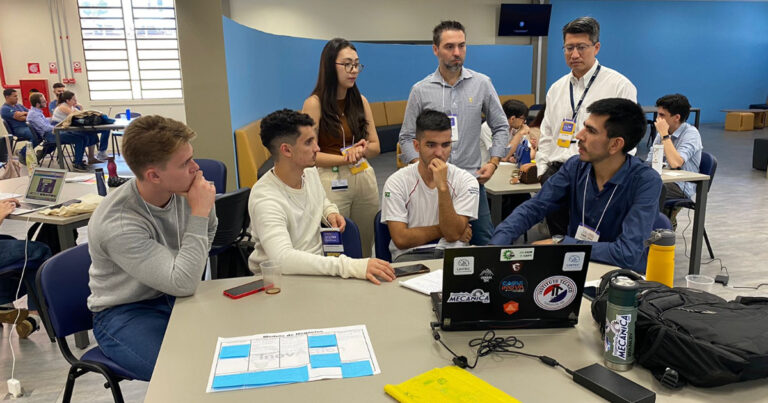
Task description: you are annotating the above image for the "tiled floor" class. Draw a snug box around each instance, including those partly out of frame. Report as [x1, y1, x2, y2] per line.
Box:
[1, 124, 766, 401]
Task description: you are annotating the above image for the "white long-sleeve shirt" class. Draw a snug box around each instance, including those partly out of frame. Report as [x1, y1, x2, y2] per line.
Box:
[247, 167, 368, 279]
[538, 60, 637, 176]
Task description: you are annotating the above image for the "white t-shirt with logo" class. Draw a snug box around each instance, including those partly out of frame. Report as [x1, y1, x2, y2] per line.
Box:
[381, 162, 479, 261]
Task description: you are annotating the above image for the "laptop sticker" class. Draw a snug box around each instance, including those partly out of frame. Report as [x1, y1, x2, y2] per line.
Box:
[453, 256, 474, 275]
[503, 300, 519, 315]
[479, 269, 494, 283]
[499, 275, 527, 298]
[509, 262, 523, 272]
[533, 276, 577, 311]
[562, 252, 586, 272]
[446, 289, 490, 304]
[500, 248, 534, 262]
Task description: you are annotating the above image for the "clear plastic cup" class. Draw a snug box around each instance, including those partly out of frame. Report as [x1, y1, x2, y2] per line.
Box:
[685, 274, 714, 292]
[260, 260, 282, 294]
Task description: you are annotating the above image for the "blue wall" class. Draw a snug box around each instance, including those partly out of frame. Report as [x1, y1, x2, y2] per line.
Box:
[223, 17, 533, 131]
[547, 1, 768, 124]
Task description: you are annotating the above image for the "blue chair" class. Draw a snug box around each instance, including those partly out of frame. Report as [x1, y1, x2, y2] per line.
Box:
[35, 243, 137, 403]
[209, 188, 251, 279]
[342, 217, 362, 258]
[374, 210, 392, 262]
[663, 151, 716, 259]
[196, 158, 227, 194]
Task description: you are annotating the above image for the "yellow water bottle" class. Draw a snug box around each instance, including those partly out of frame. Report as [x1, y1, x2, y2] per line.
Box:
[645, 229, 675, 287]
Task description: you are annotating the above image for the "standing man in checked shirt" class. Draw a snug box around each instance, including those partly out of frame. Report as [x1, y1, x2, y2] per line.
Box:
[398, 20, 509, 246]
[537, 16, 637, 236]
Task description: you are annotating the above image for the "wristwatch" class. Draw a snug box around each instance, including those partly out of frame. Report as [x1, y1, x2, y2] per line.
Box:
[661, 135, 671, 141]
[552, 235, 564, 244]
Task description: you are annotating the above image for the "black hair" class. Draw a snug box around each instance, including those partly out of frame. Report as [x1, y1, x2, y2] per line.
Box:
[586, 98, 646, 153]
[655, 93, 691, 123]
[433, 20, 465, 46]
[530, 105, 546, 128]
[562, 16, 600, 43]
[3, 88, 16, 97]
[58, 90, 75, 105]
[260, 109, 315, 155]
[29, 88, 40, 93]
[415, 109, 451, 139]
[310, 38, 367, 142]
[52, 82, 65, 89]
[502, 99, 529, 120]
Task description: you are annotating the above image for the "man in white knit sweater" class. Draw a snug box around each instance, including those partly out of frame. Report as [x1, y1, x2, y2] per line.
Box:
[248, 109, 395, 284]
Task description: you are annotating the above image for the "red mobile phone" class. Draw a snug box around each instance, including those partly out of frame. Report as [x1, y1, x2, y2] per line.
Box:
[395, 263, 430, 277]
[223, 279, 269, 299]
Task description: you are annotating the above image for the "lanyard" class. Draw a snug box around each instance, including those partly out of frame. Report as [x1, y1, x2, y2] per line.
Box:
[582, 165, 618, 233]
[569, 65, 601, 120]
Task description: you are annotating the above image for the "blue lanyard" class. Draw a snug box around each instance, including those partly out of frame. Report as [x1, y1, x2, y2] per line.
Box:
[569, 65, 601, 120]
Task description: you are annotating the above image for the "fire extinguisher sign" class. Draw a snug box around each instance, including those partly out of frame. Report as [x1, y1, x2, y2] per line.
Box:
[28, 63, 40, 74]
[73, 61, 82, 73]
[49, 62, 58, 74]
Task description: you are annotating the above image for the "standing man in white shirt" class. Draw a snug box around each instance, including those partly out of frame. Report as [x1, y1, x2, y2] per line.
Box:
[382, 110, 479, 262]
[537, 16, 637, 235]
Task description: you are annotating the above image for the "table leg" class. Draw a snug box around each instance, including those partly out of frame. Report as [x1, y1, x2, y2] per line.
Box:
[54, 129, 65, 169]
[490, 194, 502, 226]
[56, 224, 91, 349]
[688, 181, 708, 275]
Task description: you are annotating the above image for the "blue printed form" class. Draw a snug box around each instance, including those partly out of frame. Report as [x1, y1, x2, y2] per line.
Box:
[207, 325, 381, 393]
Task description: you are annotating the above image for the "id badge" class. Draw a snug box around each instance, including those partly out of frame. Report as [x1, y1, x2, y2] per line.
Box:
[321, 228, 344, 256]
[575, 224, 600, 242]
[557, 119, 576, 148]
[340, 146, 370, 175]
[331, 179, 348, 191]
[448, 114, 459, 142]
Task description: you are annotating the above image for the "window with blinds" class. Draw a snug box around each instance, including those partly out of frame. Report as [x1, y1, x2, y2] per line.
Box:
[77, 0, 182, 101]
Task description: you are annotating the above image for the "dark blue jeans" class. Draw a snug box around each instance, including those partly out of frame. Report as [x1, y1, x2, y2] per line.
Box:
[12, 126, 41, 148]
[0, 238, 52, 311]
[44, 132, 87, 163]
[93, 295, 175, 381]
[469, 184, 493, 246]
[97, 130, 110, 152]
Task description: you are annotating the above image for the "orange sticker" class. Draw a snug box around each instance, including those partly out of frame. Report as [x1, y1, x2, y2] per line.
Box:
[503, 300, 519, 315]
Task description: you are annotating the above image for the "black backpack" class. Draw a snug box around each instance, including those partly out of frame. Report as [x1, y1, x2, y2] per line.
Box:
[592, 270, 768, 388]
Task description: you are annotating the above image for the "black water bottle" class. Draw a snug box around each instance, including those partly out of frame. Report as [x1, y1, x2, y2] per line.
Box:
[95, 168, 107, 196]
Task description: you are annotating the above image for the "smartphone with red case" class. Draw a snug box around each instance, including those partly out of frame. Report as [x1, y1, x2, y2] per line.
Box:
[223, 279, 268, 299]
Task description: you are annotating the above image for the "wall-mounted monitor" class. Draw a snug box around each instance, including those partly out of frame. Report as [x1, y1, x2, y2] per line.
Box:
[498, 4, 553, 37]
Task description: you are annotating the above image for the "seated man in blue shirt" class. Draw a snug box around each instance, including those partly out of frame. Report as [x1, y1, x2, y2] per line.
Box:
[491, 98, 662, 272]
[49, 82, 65, 114]
[647, 93, 702, 228]
[2, 88, 37, 161]
[26, 93, 88, 170]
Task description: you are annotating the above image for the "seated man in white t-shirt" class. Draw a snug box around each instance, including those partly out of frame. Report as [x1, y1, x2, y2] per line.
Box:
[381, 109, 480, 262]
[248, 109, 395, 284]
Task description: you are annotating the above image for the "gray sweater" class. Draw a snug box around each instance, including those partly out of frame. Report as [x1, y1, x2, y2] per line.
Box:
[87, 179, 217, 312]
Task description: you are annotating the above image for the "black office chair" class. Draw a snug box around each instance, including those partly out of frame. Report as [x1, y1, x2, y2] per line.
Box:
[196, 158, 227, 194]
[2, 120, 17, 154]
[663, 151, 717, 259]
[209, 188, 251, 279]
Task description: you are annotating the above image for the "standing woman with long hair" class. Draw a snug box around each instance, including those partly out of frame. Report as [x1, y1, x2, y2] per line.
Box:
[302, 38, 380, 258]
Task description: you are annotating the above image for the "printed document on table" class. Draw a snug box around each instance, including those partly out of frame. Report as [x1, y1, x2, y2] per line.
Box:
[399, 269, 442, 295]
[206, 324, 380, 393]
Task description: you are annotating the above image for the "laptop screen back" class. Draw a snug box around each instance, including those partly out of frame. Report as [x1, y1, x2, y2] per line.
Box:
[25, 169, 66, 203]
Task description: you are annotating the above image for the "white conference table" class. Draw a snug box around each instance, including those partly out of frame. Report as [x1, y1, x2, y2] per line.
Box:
[484, 163, 710, 275]
[52, 118, 131, 169]
[145, 259, 767, 402]
[1, 172, 97, 348]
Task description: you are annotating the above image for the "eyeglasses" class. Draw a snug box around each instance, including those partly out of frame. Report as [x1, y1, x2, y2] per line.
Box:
[335, 62, 365, 73]
[562, 44, 595, 54]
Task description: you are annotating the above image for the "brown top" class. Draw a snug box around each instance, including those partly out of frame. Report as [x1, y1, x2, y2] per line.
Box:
[318, 99, 354, 156]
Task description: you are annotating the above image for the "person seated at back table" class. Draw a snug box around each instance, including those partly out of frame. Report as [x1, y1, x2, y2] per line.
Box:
[26, 93, 88, 170]
[247, 109, 395, 284]
[381, 110, 479, 262]
[87, 115, 218, 381]
[479, 99, 529, 165]
[49, 82, 65, 114]
[490, 98, 661, 273]
[52, 90, 110, 164]
[646, 93, 702, 229]
[1, 88, 36, 162]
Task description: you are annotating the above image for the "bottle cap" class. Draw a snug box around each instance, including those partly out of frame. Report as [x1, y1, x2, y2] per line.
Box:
[608, 276, 638, 306]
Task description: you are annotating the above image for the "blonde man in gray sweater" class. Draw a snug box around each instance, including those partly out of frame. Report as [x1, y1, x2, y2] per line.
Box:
[87, 115, 217, 381]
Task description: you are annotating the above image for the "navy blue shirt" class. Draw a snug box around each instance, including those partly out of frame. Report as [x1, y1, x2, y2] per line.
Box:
[1, 103, 29, 131]
[490, 154, 662, 272]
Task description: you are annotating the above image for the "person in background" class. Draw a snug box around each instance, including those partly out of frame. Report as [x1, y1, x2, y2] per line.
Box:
[302, 38, 381, 258]
[381, 110, 478, 262]
[49, 82, 66, 113]
[491, 98, 661, 273]
[26, 93, 88, 171]
[399, 20, 509, 246]
[248, 109, 394, 284]
[479, 99, 528, 164]
[52, 90, 110, 163]
[0, 198, 51, 339]
[87, 115, 217, 380]
[1, 88, 36, 163]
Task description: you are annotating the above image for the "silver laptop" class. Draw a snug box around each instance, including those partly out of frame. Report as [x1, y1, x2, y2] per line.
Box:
[14, 168, 67, 214]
